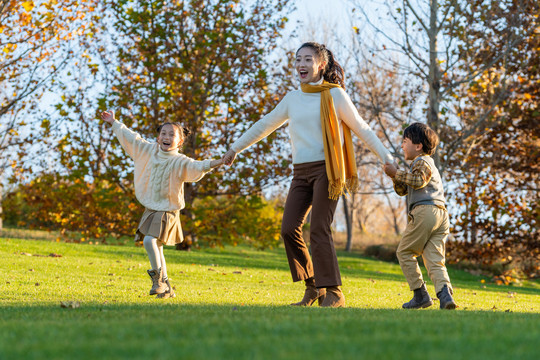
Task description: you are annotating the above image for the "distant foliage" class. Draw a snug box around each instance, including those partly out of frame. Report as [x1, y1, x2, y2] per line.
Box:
[3, 173, 141, 241]
[4, 175, 283, 249]
[186, 195, 283, 250]
[445, 0, 539, 280]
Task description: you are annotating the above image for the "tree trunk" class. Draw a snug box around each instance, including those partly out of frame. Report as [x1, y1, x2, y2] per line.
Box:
[342, 195, 353, 252]
[0, 182, 3, 231]
[428, 0, 441, 168]
[388, 196, 401, 235]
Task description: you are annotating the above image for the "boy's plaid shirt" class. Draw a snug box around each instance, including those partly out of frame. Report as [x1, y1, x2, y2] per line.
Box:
[391, 156, 432, 195]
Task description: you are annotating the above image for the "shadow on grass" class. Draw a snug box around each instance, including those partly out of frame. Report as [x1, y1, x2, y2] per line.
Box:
[1, 302, 539, 360]
[2, 302, 540, 318]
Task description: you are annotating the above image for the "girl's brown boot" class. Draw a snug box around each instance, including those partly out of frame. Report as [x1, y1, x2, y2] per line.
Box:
[147, 268, 168, 295]
[157, 279, 176, 299]
[291, 277, 326, 306]
[321, 286, 345, 308]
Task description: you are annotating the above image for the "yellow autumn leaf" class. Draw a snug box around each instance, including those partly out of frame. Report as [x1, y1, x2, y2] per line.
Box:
[22, 1, 35, 12]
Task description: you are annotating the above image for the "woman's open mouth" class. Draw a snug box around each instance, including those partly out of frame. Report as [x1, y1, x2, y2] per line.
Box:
[299, 70, 309, 79]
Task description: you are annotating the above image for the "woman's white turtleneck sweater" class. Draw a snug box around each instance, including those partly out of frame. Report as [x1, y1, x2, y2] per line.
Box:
[231, 78, 393, 165]
[111, 120, 213, 212]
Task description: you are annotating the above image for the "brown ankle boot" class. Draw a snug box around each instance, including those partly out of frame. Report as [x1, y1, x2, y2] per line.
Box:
[147, 268, 168, 295]
[291, 278, 326, 306]
[157, 279, 176, 299]
[321, 286, 345, 308]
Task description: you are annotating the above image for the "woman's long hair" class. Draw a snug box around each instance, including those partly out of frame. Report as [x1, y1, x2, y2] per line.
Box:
[296, 42, 345, 89]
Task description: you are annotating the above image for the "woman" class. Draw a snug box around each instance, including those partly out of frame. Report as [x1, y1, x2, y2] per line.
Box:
[222, 42, 393, 307]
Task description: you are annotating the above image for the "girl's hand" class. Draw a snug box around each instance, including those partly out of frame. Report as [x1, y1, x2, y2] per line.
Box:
[222, 149, 237, 166]
[100, 110, 115, 124]
[383, 162, 398, 178]
[210, 159, 223, 168]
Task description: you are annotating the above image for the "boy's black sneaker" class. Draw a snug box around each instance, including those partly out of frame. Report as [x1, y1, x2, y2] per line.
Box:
[403, 282, 433, 309]
[437, 284, 456, 310]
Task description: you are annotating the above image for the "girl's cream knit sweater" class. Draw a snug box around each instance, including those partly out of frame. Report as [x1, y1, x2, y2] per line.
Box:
[231, 79, 393, 165]
[111, 120, 213, 212]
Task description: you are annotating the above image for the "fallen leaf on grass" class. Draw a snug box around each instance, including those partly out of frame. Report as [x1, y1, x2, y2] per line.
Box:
[208, 268, 216, 271]
[60, 301, 80, 309]
[233, 271, 242, 274]
[49, 253, 62, 258]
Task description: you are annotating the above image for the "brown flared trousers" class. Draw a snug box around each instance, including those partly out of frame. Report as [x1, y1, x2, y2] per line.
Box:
[281, 161, 341, 288]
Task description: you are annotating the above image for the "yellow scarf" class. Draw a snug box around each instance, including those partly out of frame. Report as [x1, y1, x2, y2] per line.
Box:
[301, 81, 359, 200]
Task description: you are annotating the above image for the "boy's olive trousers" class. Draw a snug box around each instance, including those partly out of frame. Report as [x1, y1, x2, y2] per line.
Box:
[397, 204, 452, 293]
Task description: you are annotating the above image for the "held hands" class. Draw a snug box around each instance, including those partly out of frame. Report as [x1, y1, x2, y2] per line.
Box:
[210, 159, 223, 168]
[383, 162, 398, 178]
[222, 149, 237, 166]
[100, 110, 115, 124]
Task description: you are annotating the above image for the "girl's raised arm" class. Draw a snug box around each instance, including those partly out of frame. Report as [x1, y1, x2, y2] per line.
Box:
[99, 109, 153, 159]
[100, 110, 115, 125]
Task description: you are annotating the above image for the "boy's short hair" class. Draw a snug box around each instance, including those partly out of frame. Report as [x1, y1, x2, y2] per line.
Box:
[403, 122, 440, 155]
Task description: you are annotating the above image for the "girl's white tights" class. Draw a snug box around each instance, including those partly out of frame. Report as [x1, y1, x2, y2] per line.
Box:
[143, 235, 168, 280]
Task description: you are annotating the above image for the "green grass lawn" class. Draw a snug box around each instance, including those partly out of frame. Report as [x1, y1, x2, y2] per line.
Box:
[1, 236, 539, 360]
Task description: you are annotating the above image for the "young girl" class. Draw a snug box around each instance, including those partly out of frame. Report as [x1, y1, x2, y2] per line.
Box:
[222, 42, 393, 307]
[100, 110, 222, 298]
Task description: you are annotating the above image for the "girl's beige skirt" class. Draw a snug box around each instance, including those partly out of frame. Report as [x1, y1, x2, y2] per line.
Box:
[134, 208, 183, 246]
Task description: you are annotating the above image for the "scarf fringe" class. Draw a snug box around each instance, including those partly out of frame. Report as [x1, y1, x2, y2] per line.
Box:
[328, 176, 360, 200]
[346, 176, 360, 194]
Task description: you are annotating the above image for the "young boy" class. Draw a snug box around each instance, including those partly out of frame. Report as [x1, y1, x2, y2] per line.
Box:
[383, 122, 457, 310]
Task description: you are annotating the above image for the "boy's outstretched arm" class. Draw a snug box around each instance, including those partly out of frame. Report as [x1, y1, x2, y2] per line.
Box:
[383, 162, 398, 178]
[383, 162, 408, 196]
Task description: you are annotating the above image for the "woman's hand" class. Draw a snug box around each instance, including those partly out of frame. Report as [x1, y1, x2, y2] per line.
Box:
[100, 110, 115, 124]
[222, 149, 237, 166]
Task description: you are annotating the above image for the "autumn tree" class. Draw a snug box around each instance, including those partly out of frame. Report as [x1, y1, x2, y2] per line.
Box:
[445, 0, 539, 279]
[349, 0, 538, 277]
[33, 0, 294, 245]
[321, 33, 409, 249]
[0, 0, 98, 229]
[351, 0, 531, 171]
